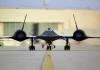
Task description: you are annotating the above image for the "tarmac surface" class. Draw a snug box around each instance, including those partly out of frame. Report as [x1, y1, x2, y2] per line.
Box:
[0, 44, 100, 70]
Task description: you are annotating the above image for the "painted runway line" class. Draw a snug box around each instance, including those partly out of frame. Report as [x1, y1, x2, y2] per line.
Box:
[44, 50, 54, 70]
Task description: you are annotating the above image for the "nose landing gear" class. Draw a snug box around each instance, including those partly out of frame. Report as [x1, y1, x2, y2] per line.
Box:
[47, 44, 52, 50]
[54, 45, 55, 48]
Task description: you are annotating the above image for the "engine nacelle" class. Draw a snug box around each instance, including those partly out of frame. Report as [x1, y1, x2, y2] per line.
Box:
[12, 30, 27, 41]
[73, 29, 87, 41]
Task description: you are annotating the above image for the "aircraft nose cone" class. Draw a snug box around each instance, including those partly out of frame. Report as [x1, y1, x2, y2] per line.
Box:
[46, 28, 52, 31]
[48, 28, 51, 29]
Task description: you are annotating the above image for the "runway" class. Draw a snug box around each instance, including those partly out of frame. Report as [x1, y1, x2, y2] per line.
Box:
[0, 44, 100, 70]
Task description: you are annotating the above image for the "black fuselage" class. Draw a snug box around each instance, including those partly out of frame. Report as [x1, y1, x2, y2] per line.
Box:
[37, 28, 62, 44]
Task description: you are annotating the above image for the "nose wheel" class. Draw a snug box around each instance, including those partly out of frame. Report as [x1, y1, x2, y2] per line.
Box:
[54, 45, 56, 48]
[47, 45, 51, 50]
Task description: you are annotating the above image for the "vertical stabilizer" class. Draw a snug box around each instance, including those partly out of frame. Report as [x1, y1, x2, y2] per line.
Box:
[22, 14, 27, 30]
[73, 14, 78, 30]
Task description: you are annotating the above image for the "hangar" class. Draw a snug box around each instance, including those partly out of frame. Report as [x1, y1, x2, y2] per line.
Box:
[0, 0, 100, 46]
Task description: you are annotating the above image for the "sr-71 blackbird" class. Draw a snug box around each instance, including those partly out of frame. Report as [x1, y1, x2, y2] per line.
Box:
[0, 14, 100, 51]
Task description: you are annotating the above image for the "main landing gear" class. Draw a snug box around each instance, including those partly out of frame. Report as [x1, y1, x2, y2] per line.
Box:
[64, 38, 70, 50]
[64, 45, 70, 50]
[29, 46, 35, 51]
[29, 38, 35, 51]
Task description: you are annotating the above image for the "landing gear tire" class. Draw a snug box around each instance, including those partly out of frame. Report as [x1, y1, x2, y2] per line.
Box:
[68, 46, 70, 50]
[50, 46, 51, 50]
[54, 45, 55, 48]
[47, 46, 49, 50]
[42, 44, 44, 48]
[32, 46, 35, 50]
[29, 46, 31, 51]
[42, 45, 43, 48]
[64, 46, 70, 50]
[64, 46, 66, 50]
[29, 46, 35, 51]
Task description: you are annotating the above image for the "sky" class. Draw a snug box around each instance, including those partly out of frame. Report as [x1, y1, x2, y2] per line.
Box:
[0, 0, 100, 9]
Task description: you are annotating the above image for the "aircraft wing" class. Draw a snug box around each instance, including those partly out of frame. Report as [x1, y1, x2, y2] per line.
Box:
[0, 36, 42, 41]
[87, 36, 100, 39]
[0, 37, 13, 39]
[62, 36, 73, 38]
[26, 36, 37, 38]
[59, 36, 73, 40]
[26, 36, 41, 40]
[61, 36, 100, 41]
[62, 36, 100, 39]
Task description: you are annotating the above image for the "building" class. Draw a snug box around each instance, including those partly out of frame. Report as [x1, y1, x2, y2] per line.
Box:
[0, 0, 100, 46]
